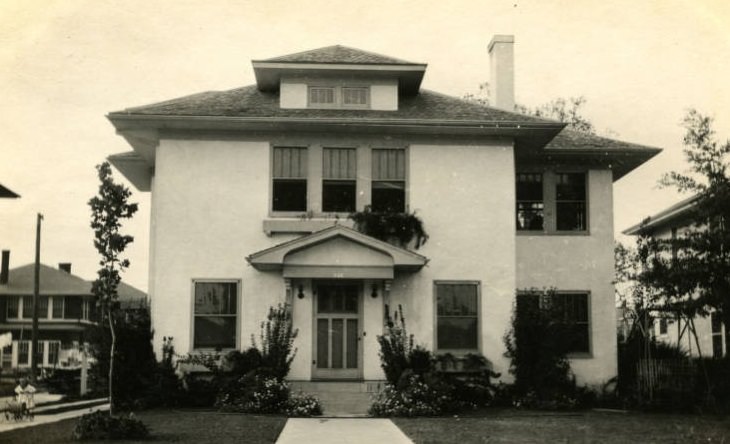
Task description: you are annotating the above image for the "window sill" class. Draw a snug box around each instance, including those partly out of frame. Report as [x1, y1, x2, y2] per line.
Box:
[567, 352, 593, 359]
[263, 218, 354, 236]
[516, 230, 590, 237]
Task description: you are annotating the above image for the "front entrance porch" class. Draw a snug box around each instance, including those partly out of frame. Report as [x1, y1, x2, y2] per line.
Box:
[246, 225, 429, 383]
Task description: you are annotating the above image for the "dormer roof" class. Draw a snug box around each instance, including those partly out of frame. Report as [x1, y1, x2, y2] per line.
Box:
[252, 45, 427, 94]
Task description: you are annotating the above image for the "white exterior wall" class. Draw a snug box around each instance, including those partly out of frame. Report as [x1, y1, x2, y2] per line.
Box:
[148, 137, 615, 385]
[151, 139, 289, 364]
[516, 169, 617, 385]
[399, 141, 516, 379]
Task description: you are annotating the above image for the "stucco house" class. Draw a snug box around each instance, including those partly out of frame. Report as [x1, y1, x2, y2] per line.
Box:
[107, 36, 659, 387]
[0, 251, 147, 371]
[624, 196, 729, 358]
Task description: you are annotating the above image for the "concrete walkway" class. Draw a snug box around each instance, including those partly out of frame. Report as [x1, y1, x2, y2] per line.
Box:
[276, 418, 413, 444]
[0, 401, 109, 433]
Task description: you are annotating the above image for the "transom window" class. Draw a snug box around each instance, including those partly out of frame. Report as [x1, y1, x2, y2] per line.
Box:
[307, 86, 370, 109]
[372, 149, 406, 212]
[435, 282, 480, 351]
[193, 281, 238, 350]
[322, 148, 357, 212]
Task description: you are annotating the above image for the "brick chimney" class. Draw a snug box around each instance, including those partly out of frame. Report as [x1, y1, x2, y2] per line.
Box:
[488, 34, 515, 111]
[59, 263, 72, 274]
[1, 250, 9, 284]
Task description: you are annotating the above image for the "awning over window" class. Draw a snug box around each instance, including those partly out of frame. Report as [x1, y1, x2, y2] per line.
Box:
[246, 225, 428, 279]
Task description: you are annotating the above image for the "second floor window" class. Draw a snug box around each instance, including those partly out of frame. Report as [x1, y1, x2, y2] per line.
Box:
[322, 148, 357, 212]
[516, 173, 544, 231]
[515, 171, 588, 233]
[556, 173, 586, 231]
[372, 149, 406, 212]
[272, 147, 308, 212]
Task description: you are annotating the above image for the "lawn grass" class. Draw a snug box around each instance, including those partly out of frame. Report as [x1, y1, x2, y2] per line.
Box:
[393, 410, 730, 443]
[0, 409, 288, 444]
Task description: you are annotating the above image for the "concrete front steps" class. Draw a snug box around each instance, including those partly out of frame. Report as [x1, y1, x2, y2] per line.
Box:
[289, 381, 385, 417]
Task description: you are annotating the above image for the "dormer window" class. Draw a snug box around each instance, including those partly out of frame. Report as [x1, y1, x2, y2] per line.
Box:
[307, 85, 370, 109]
[309, 87, 335, 106]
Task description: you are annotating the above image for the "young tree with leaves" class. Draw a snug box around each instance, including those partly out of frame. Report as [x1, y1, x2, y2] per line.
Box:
[88, 162, 138, 415]
[640, 110, 730, 342]
[463, 82, 598, 135]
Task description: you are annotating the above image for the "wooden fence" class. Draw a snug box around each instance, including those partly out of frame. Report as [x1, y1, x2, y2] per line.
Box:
[636, 358, 697, 401]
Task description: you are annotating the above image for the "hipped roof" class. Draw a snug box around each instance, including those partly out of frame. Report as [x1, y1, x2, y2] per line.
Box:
[0, 263, 147, 304]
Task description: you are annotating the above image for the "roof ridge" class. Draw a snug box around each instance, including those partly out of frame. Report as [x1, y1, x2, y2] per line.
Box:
[257, 44, 421, 65]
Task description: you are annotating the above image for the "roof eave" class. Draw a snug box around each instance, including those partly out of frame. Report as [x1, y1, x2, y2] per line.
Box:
[107, 113, 564, 138]
[252, 62, 427, 94]
[623, 195, 699, 235]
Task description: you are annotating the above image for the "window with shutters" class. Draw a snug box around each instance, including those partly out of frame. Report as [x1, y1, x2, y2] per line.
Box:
[322, 148, 357, 212]
[272, 147, 308, 212]
[372, 149, 406, 212]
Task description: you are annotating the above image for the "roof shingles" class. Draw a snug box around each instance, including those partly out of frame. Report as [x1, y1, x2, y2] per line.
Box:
[116, 85, 554, 125]
[258, 45, 421, 65]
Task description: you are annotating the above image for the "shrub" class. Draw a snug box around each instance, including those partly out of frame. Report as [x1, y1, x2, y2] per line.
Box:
[252, 304, 298, 381]
[369, 372, 457, 417]
[217, 373, 290, 413]
[284, 393, 323, 417]
[504, 289, 575, 399]
[72, 410, 149, 441]
[377, 304, 415, 385]
[87, 303, 158, 408]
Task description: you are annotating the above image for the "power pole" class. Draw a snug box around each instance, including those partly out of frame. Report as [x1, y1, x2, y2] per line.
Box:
[30, 213, 43, 383]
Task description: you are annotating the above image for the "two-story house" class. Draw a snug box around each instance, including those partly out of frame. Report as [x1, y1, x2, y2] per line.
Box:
[624, 196, 729, 359]
[107, 36, 659, 386]
[0, 251, 147, 371]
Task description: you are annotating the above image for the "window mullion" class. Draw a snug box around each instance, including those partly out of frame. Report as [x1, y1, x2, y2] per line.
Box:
[543, 171, 557, 232]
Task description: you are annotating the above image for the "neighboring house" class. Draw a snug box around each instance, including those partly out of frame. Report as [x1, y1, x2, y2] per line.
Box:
[0, 250, 147, 371]
[107, 37, 659, 386]
[0, 184, 20, 199]
[624, 196, 729, 358]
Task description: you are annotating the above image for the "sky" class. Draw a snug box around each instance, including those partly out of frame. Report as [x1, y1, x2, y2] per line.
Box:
[1, 0, 729, 293]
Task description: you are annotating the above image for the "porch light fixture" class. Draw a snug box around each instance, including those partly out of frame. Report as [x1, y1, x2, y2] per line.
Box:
[297, 285, 305, 299]
[371, 284, 378, 298]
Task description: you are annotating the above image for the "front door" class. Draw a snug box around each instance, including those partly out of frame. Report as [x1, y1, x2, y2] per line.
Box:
[312, 282, 361, 379]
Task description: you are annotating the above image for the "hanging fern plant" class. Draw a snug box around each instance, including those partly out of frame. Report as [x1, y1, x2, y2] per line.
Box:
[349, 206, 429, 249]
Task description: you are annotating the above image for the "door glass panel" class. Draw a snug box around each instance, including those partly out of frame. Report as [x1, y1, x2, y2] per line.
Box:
[317, 319, 329, 368]
[345, 290, 357, 313]
[331, 319, 344, 369]
[317, 291, 329, 313]
[346, 319, 358, 368]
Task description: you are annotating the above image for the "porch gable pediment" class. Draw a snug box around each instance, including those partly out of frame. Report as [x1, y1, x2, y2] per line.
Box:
[246, 225, 427, 279]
